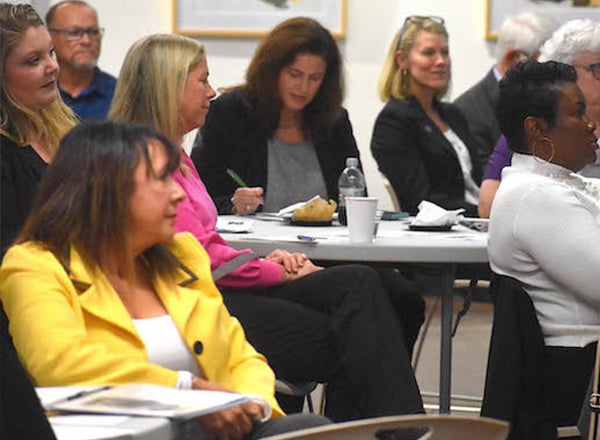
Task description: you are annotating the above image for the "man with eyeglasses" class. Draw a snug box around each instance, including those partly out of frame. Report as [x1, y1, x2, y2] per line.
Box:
[45, 1, 116, 120]
[454, 13, 557, 167]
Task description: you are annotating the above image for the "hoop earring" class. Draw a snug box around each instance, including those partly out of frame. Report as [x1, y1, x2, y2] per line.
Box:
[531, 137, 555, 164]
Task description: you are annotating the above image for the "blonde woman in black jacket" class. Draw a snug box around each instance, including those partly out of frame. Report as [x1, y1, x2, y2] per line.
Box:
[371, 16, 482, 216]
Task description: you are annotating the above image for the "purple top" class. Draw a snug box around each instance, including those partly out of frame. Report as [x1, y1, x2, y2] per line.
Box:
[173, 152, 283, 288]
[482, 135, 513, 181]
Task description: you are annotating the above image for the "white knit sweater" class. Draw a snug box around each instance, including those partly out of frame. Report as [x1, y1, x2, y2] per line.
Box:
[488, 153, 600, 347]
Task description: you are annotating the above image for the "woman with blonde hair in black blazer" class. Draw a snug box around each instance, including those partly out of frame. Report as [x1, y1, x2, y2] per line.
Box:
[371, 16, 481, 216]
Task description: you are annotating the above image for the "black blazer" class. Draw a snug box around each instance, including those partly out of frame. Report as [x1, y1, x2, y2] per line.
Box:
[370, 97, 482, 216]
[0, 134, 47, 257]
[191, 89, 361, 214]
[454, 67, 501, 169]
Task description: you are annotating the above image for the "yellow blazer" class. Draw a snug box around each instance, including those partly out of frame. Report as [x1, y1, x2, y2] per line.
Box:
[0, 232, 282, 416]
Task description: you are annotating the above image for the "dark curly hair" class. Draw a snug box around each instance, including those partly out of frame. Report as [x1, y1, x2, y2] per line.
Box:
[496, 60, 577, 154]
[244, 16, 344, 143]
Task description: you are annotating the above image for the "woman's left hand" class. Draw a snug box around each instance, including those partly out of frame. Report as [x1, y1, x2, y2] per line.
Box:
[265, 249, 308, 273]
[192, 377, 260, 440]
[196, 405, 255, 440]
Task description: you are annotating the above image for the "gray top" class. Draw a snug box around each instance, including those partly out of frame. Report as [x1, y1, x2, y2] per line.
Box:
[263, 136, 328, 212]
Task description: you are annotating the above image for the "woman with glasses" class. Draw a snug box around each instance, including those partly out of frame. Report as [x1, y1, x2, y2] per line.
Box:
[0, 3, 78, 257]
[371, 16, 481, 216]
[478, 19, 600, 218]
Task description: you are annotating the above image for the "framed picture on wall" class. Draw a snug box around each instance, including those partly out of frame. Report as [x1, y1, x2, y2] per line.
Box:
[486, 0, 600, 40]
[173, 0, 347, 39]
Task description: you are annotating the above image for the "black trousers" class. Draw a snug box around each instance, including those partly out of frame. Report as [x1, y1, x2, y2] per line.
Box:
[222, 264, 424, 422]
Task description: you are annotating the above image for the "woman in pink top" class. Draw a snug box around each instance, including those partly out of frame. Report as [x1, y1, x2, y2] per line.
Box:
[109, 32, 424, 421]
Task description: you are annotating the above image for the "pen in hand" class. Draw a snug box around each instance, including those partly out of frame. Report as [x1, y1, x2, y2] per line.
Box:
[226, 168, 248, 188]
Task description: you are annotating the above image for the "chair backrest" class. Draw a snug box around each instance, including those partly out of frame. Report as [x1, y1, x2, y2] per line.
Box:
[274, 379, 319, 413]
[481, 273, 546, 420]
[262, 415, 509, 440]
[481, 273, 554, 439]
[381, 175, 401, 212]
[482, 273, 595, 439]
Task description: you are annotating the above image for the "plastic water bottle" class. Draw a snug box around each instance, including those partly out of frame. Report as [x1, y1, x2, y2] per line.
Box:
[337, 157, 366, 225]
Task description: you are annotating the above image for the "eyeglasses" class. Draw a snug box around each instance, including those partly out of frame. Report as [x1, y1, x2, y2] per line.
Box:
[396, 16, 445, 50]
[516, 50, 533, 60]
[49, 27, 105, 42]
[572, 62, 600, 80]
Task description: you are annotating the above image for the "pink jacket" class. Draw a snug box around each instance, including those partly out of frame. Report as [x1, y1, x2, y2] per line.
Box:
[173, 153, 283, 288]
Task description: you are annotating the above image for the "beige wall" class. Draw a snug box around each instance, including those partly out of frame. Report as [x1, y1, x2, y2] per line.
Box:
[48, 0, 497, 209]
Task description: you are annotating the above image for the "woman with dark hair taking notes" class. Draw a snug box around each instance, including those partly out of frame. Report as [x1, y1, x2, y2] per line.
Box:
[0, 121, 330, 440]
[0, 3, 77, 256]
[488, 60, 599, 426]
[108, 32, 424, 421]
[371, 16, 481, 216]
[189, 17, 424, 387]
[193, 17, 357, 215]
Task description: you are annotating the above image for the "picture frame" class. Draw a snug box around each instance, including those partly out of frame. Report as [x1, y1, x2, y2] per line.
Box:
[486, 0, 600, 40]
[173, 0, 347, 39]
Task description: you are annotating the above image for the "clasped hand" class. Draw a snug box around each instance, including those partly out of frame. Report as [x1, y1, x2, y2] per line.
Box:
[265, 249, 323, 281]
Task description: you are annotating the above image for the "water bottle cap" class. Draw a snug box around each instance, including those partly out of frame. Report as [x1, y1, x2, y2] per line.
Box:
[346, 157, 358, 167]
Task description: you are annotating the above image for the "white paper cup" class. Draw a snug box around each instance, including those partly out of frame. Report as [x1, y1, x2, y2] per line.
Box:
[346, 197, 379, 244]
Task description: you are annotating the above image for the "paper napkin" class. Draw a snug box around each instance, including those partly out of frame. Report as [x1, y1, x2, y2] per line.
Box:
[411, 201, 465, 226]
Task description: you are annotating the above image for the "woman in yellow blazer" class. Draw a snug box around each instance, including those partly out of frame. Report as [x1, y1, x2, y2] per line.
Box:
[0, 121, 329, 440]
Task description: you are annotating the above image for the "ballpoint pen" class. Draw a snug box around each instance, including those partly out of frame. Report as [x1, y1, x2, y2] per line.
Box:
[297, 235, 326, 242]
[66, 385, 112, 401]
[226, 168, 248, 188]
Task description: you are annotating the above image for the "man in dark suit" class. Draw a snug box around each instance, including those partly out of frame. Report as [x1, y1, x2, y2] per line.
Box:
[454, 12, 556, 166]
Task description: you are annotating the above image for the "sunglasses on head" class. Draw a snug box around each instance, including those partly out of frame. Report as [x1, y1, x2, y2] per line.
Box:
[396, 16, 445, 50]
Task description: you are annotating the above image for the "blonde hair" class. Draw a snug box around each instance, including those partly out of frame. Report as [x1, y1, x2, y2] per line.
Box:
[108, 33, 205, 143]
[378, 17, 449, 102]
[0, 4, 77, 148]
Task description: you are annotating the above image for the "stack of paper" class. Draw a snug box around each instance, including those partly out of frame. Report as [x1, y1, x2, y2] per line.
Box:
[37, 385, 251, 420]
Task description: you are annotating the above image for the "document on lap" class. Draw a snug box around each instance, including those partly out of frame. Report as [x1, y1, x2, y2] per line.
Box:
[36, 384, 259, 420]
